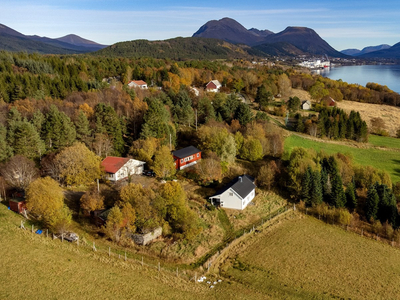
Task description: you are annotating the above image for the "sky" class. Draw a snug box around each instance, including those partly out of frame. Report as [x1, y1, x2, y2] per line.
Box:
[2, 0, 400, 51]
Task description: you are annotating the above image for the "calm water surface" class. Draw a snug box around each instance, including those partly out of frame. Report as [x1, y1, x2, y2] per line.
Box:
[316, 65, 400, 94]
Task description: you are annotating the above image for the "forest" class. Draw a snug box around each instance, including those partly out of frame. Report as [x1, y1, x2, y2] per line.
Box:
[0, 50, 399, 245]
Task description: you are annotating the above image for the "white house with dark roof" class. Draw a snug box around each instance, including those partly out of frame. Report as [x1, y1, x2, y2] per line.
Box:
[209, 175, 256, 210]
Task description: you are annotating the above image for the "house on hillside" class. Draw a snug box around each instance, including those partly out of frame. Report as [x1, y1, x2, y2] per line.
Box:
[206, 80, 222, 92]
[128, 80, 148, 89]
[209, 175, 256, 210]
[101, 156, 146, 182]
[172, 146, 201, 170]
[301, 100, 311, 110]
[321, 96, 336, 107]
[9, 198, 26, 214]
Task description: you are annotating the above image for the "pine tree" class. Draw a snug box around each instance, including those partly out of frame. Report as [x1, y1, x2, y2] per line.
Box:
[301, 166, 313, 205]
[365, 185, 379, 222]
[0, 124, 11, 162]
[234, 103, 253, 126]
[13, 120, 45, 160]
[345, 178, 357, 210]
[75, 110, 91, 143]
[331, 173, 346, 208]
[310, 170, 323, 206]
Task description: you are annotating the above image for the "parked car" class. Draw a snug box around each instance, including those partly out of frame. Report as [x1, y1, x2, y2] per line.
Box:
[142, 170, 155, 177]
[62, 232, 79, 242]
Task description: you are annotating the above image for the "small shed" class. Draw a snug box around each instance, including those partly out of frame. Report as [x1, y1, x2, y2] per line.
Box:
[9, 199, 26, 214]
[131, 227, 162, 245]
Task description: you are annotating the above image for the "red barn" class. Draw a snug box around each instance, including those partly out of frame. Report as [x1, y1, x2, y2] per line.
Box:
[172, 146, 201, 170]
[9, 199, 26, 214]
[205, 80, 221, 92]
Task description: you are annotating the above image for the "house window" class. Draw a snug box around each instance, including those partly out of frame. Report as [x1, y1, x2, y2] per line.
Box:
[229, 192, 233, 197]
[180, 159, 183, 163]
[197, 153, 200, 158]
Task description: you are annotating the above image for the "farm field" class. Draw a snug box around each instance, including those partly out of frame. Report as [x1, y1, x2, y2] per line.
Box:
[368, 134, 400, 150]
[219, 212, 400, 299]
[0, 204, 261, 300]
[284, 134, 400, 183]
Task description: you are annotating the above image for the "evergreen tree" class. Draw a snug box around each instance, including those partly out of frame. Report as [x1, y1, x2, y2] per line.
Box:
[42, 105, 76, 151]
[310, 170, 323, 206]
[31, 110, 45, 133]
[234, 103, 253, 126]
[330, 173, 346, 208]
[255, 85, 271, 108]
[296, 116, 305, 133]
[94, 103, 124, 155]
[301, 166, 312, 205]
[345, 178, 357, 210]
[75, 110, 92, 143]
[365, 185, 379, 222]
[0, 124, 11, 162]
[13, 120, 45, 160]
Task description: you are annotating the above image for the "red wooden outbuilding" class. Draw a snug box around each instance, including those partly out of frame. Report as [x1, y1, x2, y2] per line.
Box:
[172, 146, 201, 170]
[9, 199, 26, 214]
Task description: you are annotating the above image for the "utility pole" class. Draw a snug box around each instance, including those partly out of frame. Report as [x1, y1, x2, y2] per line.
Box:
[169, 134, 172, 151]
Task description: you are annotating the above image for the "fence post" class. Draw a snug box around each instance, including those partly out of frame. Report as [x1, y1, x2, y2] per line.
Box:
[46, 229, 48, 238]
[93, 242, 96, 251]
[158, 262, 160, 272]
[61, 234, 64, 243]
[176, 267, 178, 277]
[109, 247, 111, 257]
[195, 272, 197, 283]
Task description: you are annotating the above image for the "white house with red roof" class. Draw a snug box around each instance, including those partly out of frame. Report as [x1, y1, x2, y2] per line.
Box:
[206, 80, 222, 92]
[101, 157, 146, 182]
[128, 80, 148, 89]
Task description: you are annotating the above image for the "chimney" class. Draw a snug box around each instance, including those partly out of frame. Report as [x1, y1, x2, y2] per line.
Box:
[239, 176, 242, 182]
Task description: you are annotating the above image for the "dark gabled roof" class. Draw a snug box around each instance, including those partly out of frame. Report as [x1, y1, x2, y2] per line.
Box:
[211, 175, 255, 199]
[172, 146, 201, 159]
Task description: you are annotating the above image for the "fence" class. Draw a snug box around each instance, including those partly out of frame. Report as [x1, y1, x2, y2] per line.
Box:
[295, 204, 400, 249]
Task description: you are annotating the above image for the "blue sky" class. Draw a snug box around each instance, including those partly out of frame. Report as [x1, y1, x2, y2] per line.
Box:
[2, 0, 400, 50]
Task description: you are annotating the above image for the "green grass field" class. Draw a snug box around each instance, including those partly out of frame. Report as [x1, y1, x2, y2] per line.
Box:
[368, 134, 400, 150]
[284, 134, 400, 183]
[221, 212, 400, 299]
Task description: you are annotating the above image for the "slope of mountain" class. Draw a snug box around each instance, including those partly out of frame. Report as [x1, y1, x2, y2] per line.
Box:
[94, 37, 255, 60]
[341, 44, 391, 56]
[341, 49, 361, 56]
[192, 17, 273, 46]
[260, 27, 346, 57]
[0, 23, 106, 54]
[359, 42, 400, 59]
[253, 42, 307, 57]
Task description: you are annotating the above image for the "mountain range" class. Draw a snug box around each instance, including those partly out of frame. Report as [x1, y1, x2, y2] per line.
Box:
[0, 23, 107, 54]
[1, 19, 400, 60]
[341, 44, 391, 56]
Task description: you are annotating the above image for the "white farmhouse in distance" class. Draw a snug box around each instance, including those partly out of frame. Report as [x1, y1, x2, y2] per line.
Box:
[128, 80, 148, 89]
[209, 175, 256, 210]
[101, 157, 145, 182]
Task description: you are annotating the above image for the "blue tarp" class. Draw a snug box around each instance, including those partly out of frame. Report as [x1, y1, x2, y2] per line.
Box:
[35, 230, 42, 234]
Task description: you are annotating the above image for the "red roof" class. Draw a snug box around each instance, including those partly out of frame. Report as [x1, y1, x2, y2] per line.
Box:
[129, 80, 147, 86]
[101, 157, 130, 174]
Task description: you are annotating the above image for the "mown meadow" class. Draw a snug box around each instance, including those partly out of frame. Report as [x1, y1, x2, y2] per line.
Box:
[284, 134, 400, 183]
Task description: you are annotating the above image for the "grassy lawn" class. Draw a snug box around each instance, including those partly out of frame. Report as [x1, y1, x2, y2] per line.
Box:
[0, 204, 263, 300]
[368, 134, 400, 150]
[284, 134, 400, 183]
[220, 212, 400, 299]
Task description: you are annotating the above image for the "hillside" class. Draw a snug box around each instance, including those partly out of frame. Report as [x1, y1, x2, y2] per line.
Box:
[192, 17, 273, 46]
[260, 26, 346, 57]
[341, 44, 391, 56]
[93, 37, 256, 60]
[359, 42, 400, 59]
[0, 23, 106, 54]
[253, 41, 307, 57]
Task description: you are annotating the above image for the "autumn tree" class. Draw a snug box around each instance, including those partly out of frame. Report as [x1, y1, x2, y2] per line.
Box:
[269, 134, 284, 157]
[129, 137, 158, 166]
[287, 96, 301, 113]
[152, 145, 176, 179]
[26, 177, 71, 230]
[195, 153, 222, 183]
[239, 137, 263, 161]
[80, 187, 105, 213]
[120, 183, 159, 232]
[55, 142, 102, 186]
[1, 155, 38, 191]
[257, 161, 278, 190]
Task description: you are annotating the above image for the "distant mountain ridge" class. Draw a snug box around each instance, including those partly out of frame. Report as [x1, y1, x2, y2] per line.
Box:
[0, 23, 107, 54]
[193, 18, 346, 58]
[341, 44, 391, 56]
[192, 18, 273, 46]
[359, 42, 400, 59]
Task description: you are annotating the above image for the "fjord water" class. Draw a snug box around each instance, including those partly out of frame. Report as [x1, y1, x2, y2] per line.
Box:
[318, 65, 400, 94]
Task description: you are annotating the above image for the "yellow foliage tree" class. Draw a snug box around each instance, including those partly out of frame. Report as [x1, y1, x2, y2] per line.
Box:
[152, 145, 176, 179]
[55, 142, 103, 186]
[26, 177, 71, 230]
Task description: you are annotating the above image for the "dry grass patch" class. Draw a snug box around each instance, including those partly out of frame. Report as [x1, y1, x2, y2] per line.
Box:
[220, 212, 400, 299]
[337, 100, 400, 136]
[225, 191, 286, 231]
